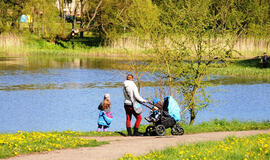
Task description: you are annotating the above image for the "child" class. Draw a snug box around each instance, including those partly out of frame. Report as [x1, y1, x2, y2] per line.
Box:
[97, 93, 113, 132]
[98, 93, 111, 110]
[145, 97, 162, 122]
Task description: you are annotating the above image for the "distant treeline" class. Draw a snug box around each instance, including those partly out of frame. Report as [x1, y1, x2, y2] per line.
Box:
[0, 0, 270, 44]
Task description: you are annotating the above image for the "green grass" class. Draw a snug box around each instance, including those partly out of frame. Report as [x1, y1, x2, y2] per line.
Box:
[0, 119, 269, 158]
[69, 119, 270, 137]
[179, 119, 270, 134]
[135, 119, 270, 136]
[210, 58, 270, 83]
[120, 134, 270, 160]
[0, 131, 107, 159]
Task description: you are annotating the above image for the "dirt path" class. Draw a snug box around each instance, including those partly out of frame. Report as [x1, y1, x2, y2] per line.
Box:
[7, 129, 270, 160]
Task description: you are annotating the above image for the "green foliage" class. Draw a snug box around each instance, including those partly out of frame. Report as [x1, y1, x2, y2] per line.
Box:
[0, 0, 29, 33]
[122, 0, 236, 125]
[23, 0, 64, 40]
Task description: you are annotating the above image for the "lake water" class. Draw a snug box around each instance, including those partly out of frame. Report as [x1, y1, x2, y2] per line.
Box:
[0, 56, 269, 133]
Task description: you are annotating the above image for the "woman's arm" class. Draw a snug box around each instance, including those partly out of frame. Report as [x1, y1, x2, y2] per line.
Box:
[132, 84, 146, 103]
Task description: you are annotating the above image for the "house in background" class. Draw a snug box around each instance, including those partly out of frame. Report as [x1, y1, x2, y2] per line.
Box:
[55, 0, 82, 18]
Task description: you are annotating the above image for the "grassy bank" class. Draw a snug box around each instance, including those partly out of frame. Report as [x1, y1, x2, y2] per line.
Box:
[0, 119, 269, 158]
[0, 131, 107, 159]
[210, 59, 270, 83]
[137, 119, 270, 136]
[120, 133, 270, 160]
[62, 119, 270, 137]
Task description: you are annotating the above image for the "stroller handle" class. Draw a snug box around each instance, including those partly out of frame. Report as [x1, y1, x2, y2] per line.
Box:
[141, 102, 155, 110]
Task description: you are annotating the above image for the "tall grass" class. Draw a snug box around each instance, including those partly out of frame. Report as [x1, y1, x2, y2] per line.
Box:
[109, 37, 270, 58]
[0, 33, 23, 56]
[1, 32, 269, 58]
[234, 38, 270, 57]
[0, 33, 23, 49]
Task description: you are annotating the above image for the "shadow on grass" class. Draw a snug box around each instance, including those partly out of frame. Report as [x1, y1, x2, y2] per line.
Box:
[233, 58, 264, 69]
[115, 131, 151, 137]
[71, 36, 104, 47]
[115, 131, 127, 137]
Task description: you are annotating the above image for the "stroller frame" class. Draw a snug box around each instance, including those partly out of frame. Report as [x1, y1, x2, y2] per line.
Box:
[142, 97, 184, 136]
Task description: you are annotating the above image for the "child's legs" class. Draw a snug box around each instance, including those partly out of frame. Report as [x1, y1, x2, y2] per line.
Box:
[103, 126, 109, 132]
[153, 111, 159, 119]
[97, 125, 103, 132]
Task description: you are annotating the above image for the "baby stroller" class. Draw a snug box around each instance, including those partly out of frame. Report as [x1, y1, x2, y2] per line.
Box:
[143, 96, 184, 136]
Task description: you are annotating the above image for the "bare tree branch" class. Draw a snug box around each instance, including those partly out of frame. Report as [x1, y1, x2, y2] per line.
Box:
[85, 0, 103, 30]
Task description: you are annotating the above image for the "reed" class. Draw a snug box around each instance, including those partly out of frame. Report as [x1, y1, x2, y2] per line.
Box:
[109, 36, 270, 58]
[1, 33, 269, 58]
[0, 33, 23, 49]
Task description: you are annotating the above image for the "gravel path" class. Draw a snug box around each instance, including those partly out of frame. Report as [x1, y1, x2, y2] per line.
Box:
[6, 129, 270, 160]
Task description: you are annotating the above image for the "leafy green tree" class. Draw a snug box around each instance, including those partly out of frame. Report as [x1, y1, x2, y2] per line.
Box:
[0, 0, 29, 33]
[119, 0, 255, 125]
[23, 0, 62, 41]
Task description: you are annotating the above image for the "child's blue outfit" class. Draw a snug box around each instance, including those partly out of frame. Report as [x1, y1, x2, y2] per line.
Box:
[98, 111, 113, 126]
[97, 108, 113, 132]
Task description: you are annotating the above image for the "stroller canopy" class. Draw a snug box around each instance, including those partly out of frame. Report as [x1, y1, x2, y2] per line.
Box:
[163, 96, 181, 122]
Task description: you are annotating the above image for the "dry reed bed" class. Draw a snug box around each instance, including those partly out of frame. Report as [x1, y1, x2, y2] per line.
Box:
[0, 34, 269, 58]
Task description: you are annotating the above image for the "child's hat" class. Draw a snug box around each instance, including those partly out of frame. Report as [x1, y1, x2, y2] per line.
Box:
[104, 93, 110, 100]
[153, 97, 160, 105]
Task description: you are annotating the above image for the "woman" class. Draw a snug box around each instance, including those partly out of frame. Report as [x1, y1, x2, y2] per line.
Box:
[123, 74, 148, 136]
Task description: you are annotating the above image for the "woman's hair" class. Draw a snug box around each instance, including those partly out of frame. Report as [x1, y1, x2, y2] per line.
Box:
[103, 99, 111, 110]
[126, 74, 134, 80]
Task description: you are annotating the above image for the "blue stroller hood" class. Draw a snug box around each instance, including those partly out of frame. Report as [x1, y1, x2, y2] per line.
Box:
[164, 96, 181, 122]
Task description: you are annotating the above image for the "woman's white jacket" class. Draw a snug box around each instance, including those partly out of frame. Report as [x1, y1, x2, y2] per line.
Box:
[123, 80, 146, 106]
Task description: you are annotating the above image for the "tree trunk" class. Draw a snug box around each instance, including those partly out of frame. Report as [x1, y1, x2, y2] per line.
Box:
[188, 76, 203, 125]
[169, 76, 173, 97]
[189, 106, 196, 125]
[80, 0, 84, 38]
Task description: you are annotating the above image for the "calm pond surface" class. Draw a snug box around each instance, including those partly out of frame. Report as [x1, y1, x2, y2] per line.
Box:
[0, 56, 270, 133]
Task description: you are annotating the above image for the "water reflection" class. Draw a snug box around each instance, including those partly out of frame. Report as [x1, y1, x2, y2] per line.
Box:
[0, 82, 123, 91]
[0, 55, 127, 71]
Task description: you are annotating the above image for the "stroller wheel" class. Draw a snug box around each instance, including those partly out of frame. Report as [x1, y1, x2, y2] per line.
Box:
[171, 125, 184, 135]
[155, 124, 166, 136]
[145, 126, 156, 136]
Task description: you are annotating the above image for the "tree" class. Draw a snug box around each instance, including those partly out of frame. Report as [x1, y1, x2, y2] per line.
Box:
[0, 0, 29, 33]
[119, 0, 250, 125]
[23, 0, 63, 41]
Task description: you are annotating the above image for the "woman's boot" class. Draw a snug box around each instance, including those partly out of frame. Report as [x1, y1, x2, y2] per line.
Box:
[133, 127, 143, 136]
[127, 127, 132, 136]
